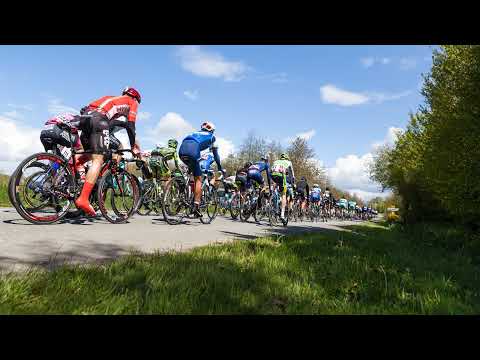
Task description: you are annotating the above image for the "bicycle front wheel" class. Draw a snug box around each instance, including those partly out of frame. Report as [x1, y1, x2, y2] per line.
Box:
[97, 169, 139, 224]
[200, 185, 218, 224]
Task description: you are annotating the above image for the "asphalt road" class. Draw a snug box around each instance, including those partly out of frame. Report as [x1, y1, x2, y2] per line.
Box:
[0, 207, 361, 273]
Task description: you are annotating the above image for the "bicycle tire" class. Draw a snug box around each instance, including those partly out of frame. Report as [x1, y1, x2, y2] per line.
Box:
[10, 152, 73, 224]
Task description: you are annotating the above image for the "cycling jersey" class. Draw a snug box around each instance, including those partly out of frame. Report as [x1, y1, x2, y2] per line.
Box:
[179, 130, 222, 177]
[41, 113, 82, 151]
[199, 153, 215, 174]
[348, 201, 357, 209]
[149, 146, 181, 178]
[271, 159, 295, 195]
[247, 160, 272, 187]
[182, 131, 218, 151]
[310, 187, 322, 202]
[87, 95, 138, 122]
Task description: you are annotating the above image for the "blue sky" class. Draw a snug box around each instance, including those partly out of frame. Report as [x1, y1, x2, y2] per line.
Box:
[0, 45, 434, 200]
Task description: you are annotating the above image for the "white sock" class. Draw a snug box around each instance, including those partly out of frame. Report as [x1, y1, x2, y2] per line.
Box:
[281, 208, 285, 217]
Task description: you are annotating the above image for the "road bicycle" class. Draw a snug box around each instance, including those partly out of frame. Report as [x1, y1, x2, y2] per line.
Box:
[161, 166, 221, 225]
[9, 118, 140, 224]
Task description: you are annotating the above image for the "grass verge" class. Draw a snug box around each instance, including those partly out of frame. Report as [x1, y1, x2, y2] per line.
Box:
[0, 221, 479, 314]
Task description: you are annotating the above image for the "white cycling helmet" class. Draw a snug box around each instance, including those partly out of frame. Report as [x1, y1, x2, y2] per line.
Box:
[313, 184, 319, 188]
[201, 121, 216, 133]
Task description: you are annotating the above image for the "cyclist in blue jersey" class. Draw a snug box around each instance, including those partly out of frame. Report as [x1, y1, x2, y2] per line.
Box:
[179, 121, 225, 217]
[310, 184, 322, 204]
[247, 155, 272, 191]
[199, 152, 216, 187]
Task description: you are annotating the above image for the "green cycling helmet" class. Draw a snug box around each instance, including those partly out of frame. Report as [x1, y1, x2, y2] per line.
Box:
[168, 139, 178, 149]
[280, 153, 289, 160]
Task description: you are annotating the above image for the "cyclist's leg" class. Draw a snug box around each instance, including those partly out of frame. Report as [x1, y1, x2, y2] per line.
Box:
[75, 114, 109, 216]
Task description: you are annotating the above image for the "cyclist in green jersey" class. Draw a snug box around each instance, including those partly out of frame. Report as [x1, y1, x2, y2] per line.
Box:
[148, 139, 182, 179]
[270, 153, 295, 223]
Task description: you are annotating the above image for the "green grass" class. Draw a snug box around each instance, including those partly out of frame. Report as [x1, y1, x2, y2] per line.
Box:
[0, 221, 479, 314]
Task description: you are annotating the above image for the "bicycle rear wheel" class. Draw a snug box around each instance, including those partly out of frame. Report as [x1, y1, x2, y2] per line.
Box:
[162, 178, 188, 225]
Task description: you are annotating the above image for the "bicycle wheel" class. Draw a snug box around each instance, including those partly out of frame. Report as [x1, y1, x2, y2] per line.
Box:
[10, 152, 74, 224]
[162, 178, 188, 224]
[239, 193, 251, 222]
[136, 179, 154, 216]
[200, 185, 218, 224]
[230, 192, 240, 220]
[97, 168, 139, 224]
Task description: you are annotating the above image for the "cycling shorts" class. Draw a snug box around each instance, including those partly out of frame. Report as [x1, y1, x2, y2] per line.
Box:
[272, 172, 287, 195]
[40, 124, 81, 151]
[247, 169, 264, 186]
[78, 112, 110, 154]
[178, 139, 202, 177]
[235, 173, 249, 191]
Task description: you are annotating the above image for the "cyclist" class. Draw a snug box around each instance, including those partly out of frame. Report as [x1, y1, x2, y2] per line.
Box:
[338, 197, 348, 216]
[74, 86, 143, 216]
[40, 113, 86, 178]
[247, 155, 272, 192]
[178, 121, 225, 218]
[271, 153, 295, 224]
[295, 176, 310, 212]
[235, 162, 252, 192]
[149, 139, 182, 179]
[348, 200, 357, 217]
[310, 183, 322, 205]
[199, 152, 217, 187]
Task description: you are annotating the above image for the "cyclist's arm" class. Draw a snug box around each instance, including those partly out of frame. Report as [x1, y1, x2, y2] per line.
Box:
[173, 151, 181, 171]
[212, 146, 222, 172]
[265, 164, 272, 188]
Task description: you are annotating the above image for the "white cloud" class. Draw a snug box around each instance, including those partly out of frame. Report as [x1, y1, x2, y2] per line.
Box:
[215, 137, 235, 159]
[361, 57, 391, 68]
[348, 189, 392, 202]
[372, 126, 404, 150]
[286, 129, 316, 143]
[0, 115, 43, 174]
[137, 112, 151, 121]
[320, 84, 411, 107]
[147, 112, 195, 145]
[361, 57, 375, 68]
[145, 112, 235, 160]
[113, 132, 131, 150]
[48, 99, 78, 115]
[326, 127, 403, 201]
[400, 57, 417, 70]
[183, 90, 199, 101]
[176, 46, 249, 82]
[258, 72, 288, 83]
[368, 90, 412, 103]
[320, 84, 369, 106]
[7, 103, 33, 111]
[2, 110, 23, 119]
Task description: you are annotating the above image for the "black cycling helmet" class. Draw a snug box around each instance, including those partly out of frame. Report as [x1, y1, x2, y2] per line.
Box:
[301, 176, 306, 181]
[244, 161, 253, 168]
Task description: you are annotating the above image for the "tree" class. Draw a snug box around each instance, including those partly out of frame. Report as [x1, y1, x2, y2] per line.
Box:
[287, 137, 327, 186]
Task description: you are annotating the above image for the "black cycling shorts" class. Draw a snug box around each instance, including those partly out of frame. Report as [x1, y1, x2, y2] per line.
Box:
[296, 190, 306, 201]
[235, 173, 248, 191]
[78, 112, 110, 154]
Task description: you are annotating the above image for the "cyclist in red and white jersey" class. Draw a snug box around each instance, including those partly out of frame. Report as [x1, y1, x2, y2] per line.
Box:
[74, 87, 143, 216]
